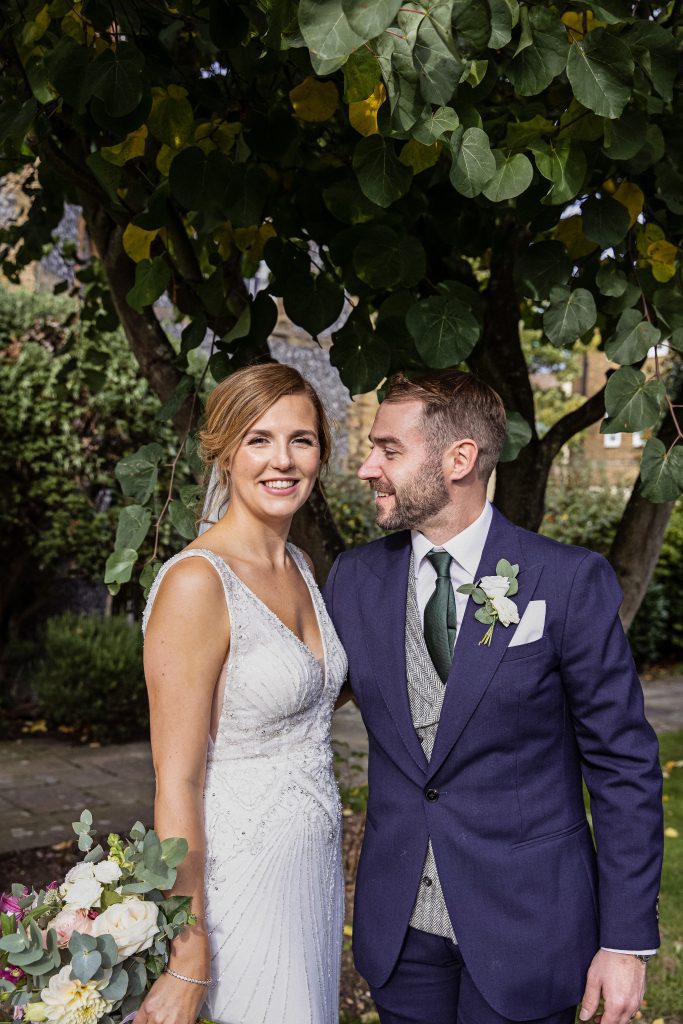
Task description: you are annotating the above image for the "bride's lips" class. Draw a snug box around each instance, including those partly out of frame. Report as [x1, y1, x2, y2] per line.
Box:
[260, 479, 300, 496]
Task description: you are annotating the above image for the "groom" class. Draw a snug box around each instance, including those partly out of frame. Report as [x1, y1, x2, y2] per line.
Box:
[324, 371, 663, 1024]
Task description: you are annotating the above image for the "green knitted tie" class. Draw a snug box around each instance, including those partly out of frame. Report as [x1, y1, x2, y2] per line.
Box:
[423, 549, 457, 684]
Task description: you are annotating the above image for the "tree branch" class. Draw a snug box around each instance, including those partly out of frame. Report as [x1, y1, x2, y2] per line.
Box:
[541, 384, 607, 461]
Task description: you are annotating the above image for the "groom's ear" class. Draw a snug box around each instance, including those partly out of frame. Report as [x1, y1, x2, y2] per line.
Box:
[444, 438, 479, 482]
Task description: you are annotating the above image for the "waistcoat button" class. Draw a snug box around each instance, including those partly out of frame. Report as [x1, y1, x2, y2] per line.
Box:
[425, 788, 439, 801]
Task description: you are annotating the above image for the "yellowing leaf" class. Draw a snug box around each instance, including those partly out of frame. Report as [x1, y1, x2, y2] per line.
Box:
[101, 125, 148, 166]
[636, 222, 665, 258]
[214, 224, 233, 261]
[400, 139, 442, 175]
[194, 120, 242, 155]
[612, 182, 644, 227]
[646, 239, 679, 282]
[123, 224, 160, 263]
[664, 827, 679, 838]
[561, 10, 606, 41]
[349, 83, 387, 137]
[61, 9, 97, 45]
[156, 144, 174, 175]
[289, 76, 339, 122]
[554, 215, 598, 259]
[343, 924, 353, 937]
[233, 223, 277, 262]
[648, 240, 679, 264]
[19, 5, 50, 48]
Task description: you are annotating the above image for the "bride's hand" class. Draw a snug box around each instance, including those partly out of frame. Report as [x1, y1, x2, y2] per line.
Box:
[135, 970, 209, 1024]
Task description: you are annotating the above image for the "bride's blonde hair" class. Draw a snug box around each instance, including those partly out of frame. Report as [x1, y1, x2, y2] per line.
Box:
[199, 362, 332, 522]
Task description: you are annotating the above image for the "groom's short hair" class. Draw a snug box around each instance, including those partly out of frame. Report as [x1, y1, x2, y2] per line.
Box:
[383, 370, 507, 481]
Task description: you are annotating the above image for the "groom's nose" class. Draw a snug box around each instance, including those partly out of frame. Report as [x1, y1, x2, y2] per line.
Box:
[357, 450, 382, 480]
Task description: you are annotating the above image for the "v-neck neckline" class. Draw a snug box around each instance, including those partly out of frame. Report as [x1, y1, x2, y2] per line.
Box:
[193, 545, 327, 678]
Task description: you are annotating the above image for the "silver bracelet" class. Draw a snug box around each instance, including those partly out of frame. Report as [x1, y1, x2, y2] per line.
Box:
[164, 967, 213, 987]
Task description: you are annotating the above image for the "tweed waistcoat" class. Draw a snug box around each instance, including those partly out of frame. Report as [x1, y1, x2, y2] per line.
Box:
[406, 555, 456, 942]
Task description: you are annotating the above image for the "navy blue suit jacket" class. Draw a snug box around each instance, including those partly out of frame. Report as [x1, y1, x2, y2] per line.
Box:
[324, 508, 663, 1020]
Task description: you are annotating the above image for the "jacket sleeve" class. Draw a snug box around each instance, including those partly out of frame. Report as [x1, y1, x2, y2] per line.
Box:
[560, 550, 663, 950]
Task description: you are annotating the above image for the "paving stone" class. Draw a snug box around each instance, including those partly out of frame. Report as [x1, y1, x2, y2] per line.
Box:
[6, 785, 93, 815]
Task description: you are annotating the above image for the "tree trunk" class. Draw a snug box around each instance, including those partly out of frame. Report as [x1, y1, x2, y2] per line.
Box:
[609, 371, 683, 629]
[494, 440, 554, 530]
[608, 488, 675, 630]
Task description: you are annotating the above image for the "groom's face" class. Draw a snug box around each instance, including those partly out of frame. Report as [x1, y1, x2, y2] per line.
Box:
[358, 399, 449, 531]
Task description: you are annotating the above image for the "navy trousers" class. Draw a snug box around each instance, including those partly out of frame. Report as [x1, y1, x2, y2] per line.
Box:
[370, 928, 577, 1024]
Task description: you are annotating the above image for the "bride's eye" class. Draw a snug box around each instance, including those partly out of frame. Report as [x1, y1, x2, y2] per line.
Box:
[293, 437, 315, 446]
[247, 436, 269, 445]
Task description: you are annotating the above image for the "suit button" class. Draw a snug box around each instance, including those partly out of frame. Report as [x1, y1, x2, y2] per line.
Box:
[425, 788, 439, 802]
[422, 876, 433, 887]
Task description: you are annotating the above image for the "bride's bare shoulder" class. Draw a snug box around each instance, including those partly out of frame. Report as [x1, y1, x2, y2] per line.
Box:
[149, 552, 227, 627]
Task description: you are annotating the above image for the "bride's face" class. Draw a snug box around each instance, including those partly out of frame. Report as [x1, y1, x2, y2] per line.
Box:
[228, 394, 322, 519]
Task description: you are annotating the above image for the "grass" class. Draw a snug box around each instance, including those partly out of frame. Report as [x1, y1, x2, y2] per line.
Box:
[339, 729, 683, 1024]
[642, 729, 683, 1023]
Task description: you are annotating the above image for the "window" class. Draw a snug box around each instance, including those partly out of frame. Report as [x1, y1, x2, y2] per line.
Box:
[632, 432, 646, 448]
[603, 433, 622, 448]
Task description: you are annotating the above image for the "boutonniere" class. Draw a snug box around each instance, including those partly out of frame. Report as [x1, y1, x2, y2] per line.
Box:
[457, 559, 520, 646]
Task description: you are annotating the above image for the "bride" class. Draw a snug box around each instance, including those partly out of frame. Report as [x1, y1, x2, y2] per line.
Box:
[137, 363, 348, 1024]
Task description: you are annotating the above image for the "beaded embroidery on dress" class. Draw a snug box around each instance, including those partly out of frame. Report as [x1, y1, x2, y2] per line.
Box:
[142, 545, 347, 1024]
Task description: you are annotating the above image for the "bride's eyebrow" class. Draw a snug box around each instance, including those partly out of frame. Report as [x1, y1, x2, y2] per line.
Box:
[244, 429, 318, 438]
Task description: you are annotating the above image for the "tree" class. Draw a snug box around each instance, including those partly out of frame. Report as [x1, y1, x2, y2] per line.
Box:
[0, 0, 681, 623]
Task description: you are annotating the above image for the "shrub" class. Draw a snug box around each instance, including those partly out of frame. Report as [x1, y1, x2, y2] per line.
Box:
[324, 472, 383, 548]
[32, 613, 147, 743]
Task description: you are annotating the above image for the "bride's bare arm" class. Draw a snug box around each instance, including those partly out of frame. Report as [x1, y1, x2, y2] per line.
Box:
[138, 558, 229, 1024]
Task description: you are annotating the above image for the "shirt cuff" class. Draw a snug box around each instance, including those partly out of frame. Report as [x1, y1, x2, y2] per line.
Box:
[601, 948, 657, 956]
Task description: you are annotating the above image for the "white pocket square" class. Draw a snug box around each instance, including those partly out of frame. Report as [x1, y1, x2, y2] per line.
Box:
[508, 600, 545, 647]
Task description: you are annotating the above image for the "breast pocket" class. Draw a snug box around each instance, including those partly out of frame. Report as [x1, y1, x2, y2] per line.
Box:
[495, 639, 558, 707]
[499, 636, 550, 663]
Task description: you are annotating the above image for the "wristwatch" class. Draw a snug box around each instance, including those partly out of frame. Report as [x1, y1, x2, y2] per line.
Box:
[632, 954, 655, 964]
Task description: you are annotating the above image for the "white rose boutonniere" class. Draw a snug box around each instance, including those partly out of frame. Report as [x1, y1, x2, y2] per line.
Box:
[458, 558, 520, 645]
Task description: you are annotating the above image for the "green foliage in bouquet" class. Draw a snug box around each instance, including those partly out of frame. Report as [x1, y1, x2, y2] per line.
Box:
[32, 613, 147, 744]
[0, 810, 216, 1024]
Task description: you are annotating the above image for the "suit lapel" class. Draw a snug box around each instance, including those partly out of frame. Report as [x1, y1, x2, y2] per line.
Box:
[427, 509, 542, 778]
[359, 535, 428, 774]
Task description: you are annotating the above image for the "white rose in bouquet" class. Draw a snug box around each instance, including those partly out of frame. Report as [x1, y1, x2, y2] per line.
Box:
[479, 575, 511, 599]
[91, 899, 159, 960]
[63, 863, 95, 883]
[92, 859, 123, 885]
[490, 595, 520, 627]
[59, 874, 102, 912]
[40, 964, 113, 1024]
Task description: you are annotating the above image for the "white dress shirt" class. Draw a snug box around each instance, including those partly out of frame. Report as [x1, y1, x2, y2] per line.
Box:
[410, 500, 654, 958]
[411, 501, 493, 637]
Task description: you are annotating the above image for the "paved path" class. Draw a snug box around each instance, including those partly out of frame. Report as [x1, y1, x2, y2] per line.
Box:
[1, 678, 681, 855]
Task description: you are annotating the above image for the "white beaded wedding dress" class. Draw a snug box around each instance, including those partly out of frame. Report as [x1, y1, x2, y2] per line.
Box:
[142, 544, 348, 1024]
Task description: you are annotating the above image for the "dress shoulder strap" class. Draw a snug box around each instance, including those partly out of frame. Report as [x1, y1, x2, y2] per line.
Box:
[287, 542, 315, 582]
[142, 548, 232, 636]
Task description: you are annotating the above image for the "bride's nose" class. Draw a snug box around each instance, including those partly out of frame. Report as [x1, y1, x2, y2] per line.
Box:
[270, 440, 294, 469]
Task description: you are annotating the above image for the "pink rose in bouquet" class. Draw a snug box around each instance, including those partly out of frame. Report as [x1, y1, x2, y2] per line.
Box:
[45, 907, 97, 949]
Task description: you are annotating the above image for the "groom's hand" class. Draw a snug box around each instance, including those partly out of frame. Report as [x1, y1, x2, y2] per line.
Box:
[579, 949, 646, 1024]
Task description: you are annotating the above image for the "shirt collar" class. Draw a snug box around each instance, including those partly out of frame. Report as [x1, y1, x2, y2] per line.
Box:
[411, 501, 493, 579]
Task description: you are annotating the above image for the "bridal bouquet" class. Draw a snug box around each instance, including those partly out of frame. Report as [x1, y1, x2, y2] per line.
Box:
[0, 810, 215, 1024]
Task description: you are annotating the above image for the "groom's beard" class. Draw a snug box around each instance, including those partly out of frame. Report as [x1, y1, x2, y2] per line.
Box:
[372, 455, 450, 531]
